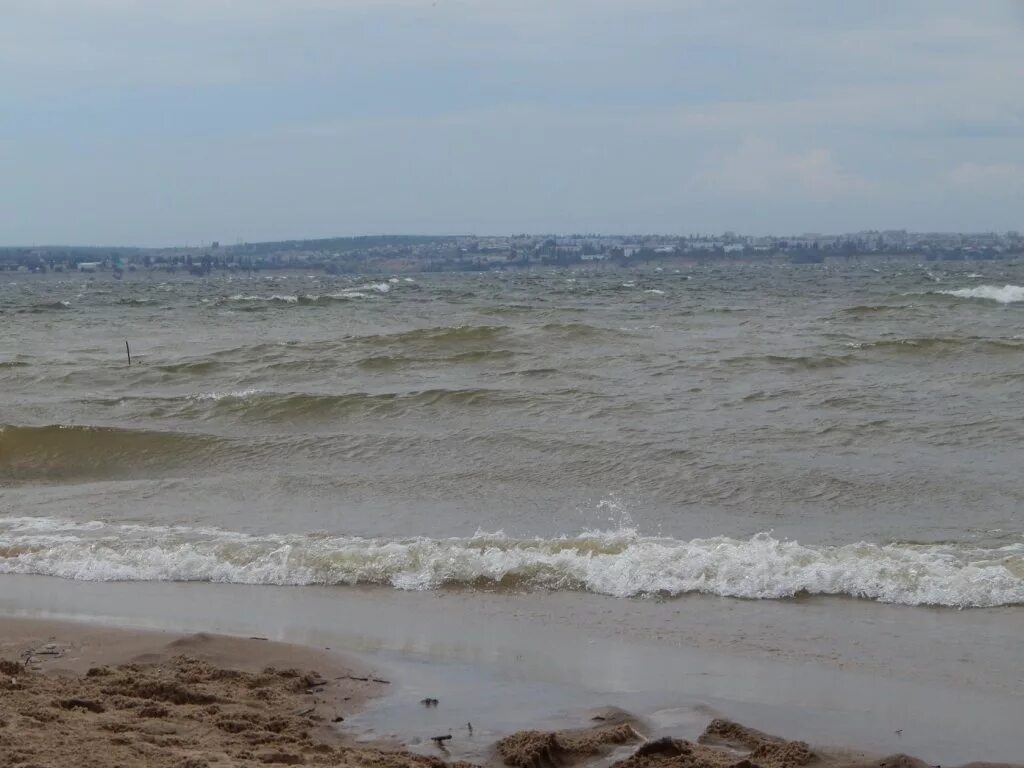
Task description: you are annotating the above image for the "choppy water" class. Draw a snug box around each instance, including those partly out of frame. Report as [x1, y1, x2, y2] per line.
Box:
[2, 264, 1023, 607]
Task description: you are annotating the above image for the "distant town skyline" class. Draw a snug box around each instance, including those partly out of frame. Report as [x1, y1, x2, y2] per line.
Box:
[4, 230, 1021, 276]
[2, 1, 1022, 246]
[4, 228, 1024, 251]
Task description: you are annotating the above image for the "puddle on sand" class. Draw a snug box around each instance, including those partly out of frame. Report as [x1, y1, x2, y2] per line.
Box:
[338, 649, 715, 764]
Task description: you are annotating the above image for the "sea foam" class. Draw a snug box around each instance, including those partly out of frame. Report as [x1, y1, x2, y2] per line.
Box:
[188, 388, 262, 402]
[0, 517, 1019, 608]
[224, 284, 390, 303]
[937, 284, 1024, 304]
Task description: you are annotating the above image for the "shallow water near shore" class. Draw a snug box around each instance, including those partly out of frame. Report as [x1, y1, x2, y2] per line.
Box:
[0, 576, 1020, 763]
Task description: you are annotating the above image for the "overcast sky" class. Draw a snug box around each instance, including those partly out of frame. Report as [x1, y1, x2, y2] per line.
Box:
[1, 0, 1022, 246]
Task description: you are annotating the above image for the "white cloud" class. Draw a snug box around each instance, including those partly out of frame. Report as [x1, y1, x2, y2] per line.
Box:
[705, 138, 871, 199]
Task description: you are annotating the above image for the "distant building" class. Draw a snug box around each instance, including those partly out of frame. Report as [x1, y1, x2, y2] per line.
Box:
[78, 262, 101, 272]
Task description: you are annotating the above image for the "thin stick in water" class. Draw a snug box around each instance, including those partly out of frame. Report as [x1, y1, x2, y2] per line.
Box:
[126, 340, 131, 367]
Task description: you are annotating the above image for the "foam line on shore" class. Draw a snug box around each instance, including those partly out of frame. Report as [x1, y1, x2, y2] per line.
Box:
[0, 517, 1020, 607]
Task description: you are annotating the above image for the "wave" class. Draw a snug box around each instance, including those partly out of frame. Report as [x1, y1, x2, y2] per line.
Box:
[538, 322, 618, 340]
[226, 294, 300, 303]
[224, 294, 361, 305]
[189, 326, 510, 363]
[0, 520, 1018, 608]
[355, 349, 516, 370]
[224, 282, 393, 305]
[935, 285, 1024, 304]
[16, 301, 71, 313]
[0, 424, 232, 481]
[132, 327, 514, 376]
[725, 353, 852, 370]
[153, 341, 340, 369]
[185, 388, 522, 421]
[844, 336, 1024, 354]
[82, 386, 539, 425]
[482, 304, 539, 315]
[187, 388, 263, 403]
[154, 359, 225, 375]
[355, 325, 509, 349]
[836, 304, 912, 316]
[501, 367, 561, 378]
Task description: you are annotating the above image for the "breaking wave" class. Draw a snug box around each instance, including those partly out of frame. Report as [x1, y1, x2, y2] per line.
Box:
[0, 519, 1018, 608]
[224, 283, 393, 305]
[936, 285, 1024, 304]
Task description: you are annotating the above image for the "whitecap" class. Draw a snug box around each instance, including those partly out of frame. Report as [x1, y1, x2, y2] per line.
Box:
[189, 388, 262, 402]
[227, 294, 299, 303]
[937, 285, 1024, 304]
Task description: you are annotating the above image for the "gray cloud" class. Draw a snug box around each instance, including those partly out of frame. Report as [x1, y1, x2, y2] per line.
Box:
[1, 0, 1021, 244]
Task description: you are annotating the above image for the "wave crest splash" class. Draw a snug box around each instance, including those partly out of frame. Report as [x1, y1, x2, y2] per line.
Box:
[0, 518, 1019, 608]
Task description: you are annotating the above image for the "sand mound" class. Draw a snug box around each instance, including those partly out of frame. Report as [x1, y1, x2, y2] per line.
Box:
[497, 721, 640, 768]
[493, 717, 814, 768]
[606, 736, 741, 768]
[698, 719, 815, 768]
[496, 718, 1022, 768]
[0, 653, 456, 768]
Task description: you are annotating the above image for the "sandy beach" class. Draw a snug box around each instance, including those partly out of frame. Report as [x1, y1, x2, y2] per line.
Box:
[0, 615, 1019, 768]
[0, 618, 391, 767]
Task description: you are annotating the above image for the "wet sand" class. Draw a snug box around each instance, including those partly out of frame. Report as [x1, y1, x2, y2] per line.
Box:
[0, 618, 404, 766]
[0, 579, 1022, 766]
[2, 617, 1019, 768]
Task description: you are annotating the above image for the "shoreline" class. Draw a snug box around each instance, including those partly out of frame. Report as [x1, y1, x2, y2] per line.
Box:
[0, 614, 1020, 768]
[0, 576, 1021, 765]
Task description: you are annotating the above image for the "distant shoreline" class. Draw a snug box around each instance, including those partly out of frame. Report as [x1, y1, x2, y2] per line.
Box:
[2, 231, 1022, 275]
[2, 252, 1022, 277]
